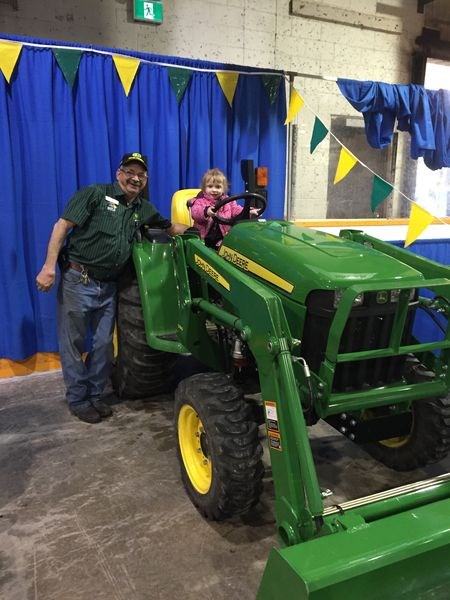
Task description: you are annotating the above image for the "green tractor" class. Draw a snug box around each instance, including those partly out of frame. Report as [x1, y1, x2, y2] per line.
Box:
[113, 167, 450, 598]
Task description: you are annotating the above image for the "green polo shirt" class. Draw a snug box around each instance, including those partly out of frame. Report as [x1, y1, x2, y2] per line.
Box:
[62, 182, 171, 281]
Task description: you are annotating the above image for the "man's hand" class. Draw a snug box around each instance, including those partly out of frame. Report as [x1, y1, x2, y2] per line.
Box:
[184, 226, 200, 236]
[167, 222, 189, 236]
[36, 266, 56, 292]
[36, 217, 74, 292]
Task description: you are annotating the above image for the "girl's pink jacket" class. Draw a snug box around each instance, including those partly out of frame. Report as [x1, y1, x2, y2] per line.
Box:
[189, 192, 243, 242]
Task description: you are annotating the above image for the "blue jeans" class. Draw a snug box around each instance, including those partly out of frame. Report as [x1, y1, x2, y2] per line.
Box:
[57, 268, 117, 409]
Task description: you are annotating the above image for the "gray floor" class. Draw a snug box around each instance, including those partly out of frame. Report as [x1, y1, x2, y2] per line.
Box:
[1, 371, 449, 600]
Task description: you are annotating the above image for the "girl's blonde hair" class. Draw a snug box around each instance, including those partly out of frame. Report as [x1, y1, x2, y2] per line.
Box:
[201, 168, 228, 193]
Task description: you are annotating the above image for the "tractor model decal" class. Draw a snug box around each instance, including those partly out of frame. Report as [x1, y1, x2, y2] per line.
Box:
[219, 245, 294, 293]
[194, 254, 230, 290]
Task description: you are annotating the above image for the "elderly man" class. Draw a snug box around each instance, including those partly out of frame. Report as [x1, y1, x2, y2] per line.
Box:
[36, 152, 186, 423]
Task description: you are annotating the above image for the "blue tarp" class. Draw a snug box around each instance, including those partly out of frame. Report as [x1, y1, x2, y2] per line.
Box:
[337, 78, 450, 170]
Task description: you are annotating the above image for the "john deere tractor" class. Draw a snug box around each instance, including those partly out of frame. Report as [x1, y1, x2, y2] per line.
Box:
[113, 166, 450, 598]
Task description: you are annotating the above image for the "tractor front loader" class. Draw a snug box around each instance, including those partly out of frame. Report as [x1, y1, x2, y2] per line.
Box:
[113, 187, 450, 598]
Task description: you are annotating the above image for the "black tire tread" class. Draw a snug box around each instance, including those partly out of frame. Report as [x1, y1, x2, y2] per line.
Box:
[364, 395, 450, 471]
[174, 372, 264, 520]
[112, 277, 177, 399]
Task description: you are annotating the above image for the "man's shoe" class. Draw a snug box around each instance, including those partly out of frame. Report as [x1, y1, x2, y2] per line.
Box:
[70, 404, 101, 424]
[90, 398, 113, 418]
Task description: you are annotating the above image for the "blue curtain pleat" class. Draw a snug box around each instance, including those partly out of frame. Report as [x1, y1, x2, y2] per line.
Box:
[180, 72, 229, 190]
[0, 36, 286, 360]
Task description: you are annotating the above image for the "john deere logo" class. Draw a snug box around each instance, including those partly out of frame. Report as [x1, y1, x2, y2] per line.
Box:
[376, 291, 388, 304]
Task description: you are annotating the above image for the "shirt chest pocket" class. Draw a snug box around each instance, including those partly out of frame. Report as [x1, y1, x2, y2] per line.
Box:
[95, 205, 123, 235]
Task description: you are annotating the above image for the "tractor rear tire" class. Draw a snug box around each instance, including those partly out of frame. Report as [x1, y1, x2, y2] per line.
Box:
[112, 274, 177, 399]
[174, 372, 264, 520]
[364, 396, 450, 471]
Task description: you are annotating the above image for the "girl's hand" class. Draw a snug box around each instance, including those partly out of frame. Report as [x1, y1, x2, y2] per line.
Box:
[250, 208, 261, 218]
[206, 207, 217, 218]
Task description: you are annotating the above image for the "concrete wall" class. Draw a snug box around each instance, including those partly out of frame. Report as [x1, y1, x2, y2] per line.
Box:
[0, 0, 447, 218]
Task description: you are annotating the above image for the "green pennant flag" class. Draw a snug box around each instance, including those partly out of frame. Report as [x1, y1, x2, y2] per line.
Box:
[261, 74, 281, 105]
[168, 66, 192, 103]
[310, 117, 329, 154]
[52, 49, 83, 88]
[371, 174, 393, 212]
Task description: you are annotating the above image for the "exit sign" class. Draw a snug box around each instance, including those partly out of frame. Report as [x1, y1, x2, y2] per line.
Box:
[134, 1, 163, 24]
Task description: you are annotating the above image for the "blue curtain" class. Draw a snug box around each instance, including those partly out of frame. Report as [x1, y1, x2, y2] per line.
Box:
[391, 238, 449, 345]
[390, 238, 449, 266]
[0, 35, 287, 360]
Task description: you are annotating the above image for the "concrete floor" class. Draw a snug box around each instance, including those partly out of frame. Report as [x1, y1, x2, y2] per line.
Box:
[1, 370, 450, 600]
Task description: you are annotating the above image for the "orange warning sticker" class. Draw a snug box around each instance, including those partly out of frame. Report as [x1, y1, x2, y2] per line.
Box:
[268, 430, 282, 451]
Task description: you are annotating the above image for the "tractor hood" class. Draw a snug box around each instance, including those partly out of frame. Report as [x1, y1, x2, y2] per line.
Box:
[218, 221, 424, 302]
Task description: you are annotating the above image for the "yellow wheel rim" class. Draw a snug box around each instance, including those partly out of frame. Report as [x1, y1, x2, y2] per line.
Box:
[363, 409, 413, 448]
[379, 434, 410, 448]
[113, 323, 118, 359]
[178, 404, 212, 494]
[379, 411, 414, 448]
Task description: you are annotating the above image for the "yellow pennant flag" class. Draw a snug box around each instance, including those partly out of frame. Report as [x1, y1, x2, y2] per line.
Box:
[334, 147, 358, 184]
[216, 71, 239, 106]
[112, 54, 140, 96]
[284, 89, 304, 124]
[0, 40, 22, 83]
[404, 203, 435, 247]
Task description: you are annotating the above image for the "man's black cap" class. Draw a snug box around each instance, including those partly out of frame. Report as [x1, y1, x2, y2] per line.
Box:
[120, 152, 148, 170]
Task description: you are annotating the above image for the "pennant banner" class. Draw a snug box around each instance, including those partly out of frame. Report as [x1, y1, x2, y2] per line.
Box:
[216, 71, 239, 106]
[261, 74, 281, 105]
[0, 40, 22, 83]
[0, 38, 442, 242]
[405, 203, 435, 247]
[285, 89, 304, 124]
[112, 54, 140, 96]
[310, 117, 328, 154]
[52, 48, 82, 88]
[333, 147, 358, 184]
[371, 175, 393, 212]
[167, 66, 192, 103]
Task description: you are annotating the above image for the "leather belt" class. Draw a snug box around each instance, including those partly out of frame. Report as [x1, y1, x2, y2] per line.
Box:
[68, 261, 84, 273]
[67, 261, 113, 283]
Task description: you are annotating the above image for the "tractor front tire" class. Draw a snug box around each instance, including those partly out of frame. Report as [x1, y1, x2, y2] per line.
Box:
[112, 275, 177, 399]
[364, 396, 450, 471]
[174, 372, 264, 520]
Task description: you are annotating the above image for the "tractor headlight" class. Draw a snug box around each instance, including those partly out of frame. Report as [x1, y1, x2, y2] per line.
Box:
[333, 289, 364, 308]
[390, 289, 416, 303]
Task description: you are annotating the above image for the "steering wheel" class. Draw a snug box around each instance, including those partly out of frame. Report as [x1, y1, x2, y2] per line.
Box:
[212, 192, 267, 225]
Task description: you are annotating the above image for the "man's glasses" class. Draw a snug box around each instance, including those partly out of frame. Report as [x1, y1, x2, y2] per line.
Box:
[120, 168, 148, 181]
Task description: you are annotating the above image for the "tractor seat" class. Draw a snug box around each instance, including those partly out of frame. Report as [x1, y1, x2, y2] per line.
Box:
[171, 188, 201, 227]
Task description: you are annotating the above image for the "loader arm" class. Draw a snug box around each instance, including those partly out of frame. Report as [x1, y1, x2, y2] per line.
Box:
[175, 235, 326, 543]
[340, 229, 450, 292]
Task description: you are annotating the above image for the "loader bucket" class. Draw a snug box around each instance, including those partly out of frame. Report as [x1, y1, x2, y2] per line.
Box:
[257, 493, 450, 599]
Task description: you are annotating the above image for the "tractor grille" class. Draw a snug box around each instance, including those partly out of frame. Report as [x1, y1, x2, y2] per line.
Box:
[301, 290, 416, 392]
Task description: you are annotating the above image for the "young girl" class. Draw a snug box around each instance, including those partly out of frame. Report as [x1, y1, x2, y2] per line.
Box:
[189, 168, 258, 248]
